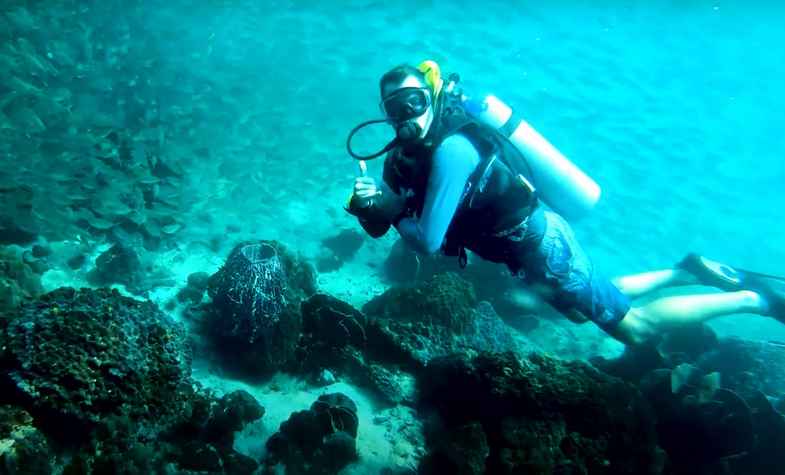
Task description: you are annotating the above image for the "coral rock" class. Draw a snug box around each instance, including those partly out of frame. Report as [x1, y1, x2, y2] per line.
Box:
[1, 287, 191, 443]
[264, 392, 359, 475]
[419, 351, 659, 475]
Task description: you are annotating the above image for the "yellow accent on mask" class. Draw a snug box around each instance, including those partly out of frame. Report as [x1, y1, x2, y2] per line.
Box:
[418, 60, 443, 99]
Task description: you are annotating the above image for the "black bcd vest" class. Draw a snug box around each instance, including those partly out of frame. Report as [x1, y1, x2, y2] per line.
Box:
[383, 83, 538, 257]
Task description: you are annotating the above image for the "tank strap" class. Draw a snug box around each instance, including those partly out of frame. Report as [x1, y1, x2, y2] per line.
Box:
[493, 114, 538, 197]
[499, 111, 522, 138]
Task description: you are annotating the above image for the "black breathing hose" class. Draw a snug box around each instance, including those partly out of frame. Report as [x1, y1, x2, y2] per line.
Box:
[346, 119, 398, 160]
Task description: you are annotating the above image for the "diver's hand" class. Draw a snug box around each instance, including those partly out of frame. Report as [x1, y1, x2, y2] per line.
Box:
[346, 160, 385, 217]
[352, 176, 379, 209]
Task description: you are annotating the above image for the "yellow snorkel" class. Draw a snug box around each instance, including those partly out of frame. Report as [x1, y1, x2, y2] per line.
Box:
[418, 60, 444, 101]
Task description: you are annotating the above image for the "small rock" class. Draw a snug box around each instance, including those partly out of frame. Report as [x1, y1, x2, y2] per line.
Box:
[322, 229, 364, 261]
[205, 390, 265, 448]
[317, 369, 337, 387]
[67, 254, 86, 269]
[89, 243, 142, 290]
[373, 415, 390, 425]
[31, 244, 51, 258]
[177, 271, 210, 304]
[316, 253, 342, 273]
[264, 392, 359, 474]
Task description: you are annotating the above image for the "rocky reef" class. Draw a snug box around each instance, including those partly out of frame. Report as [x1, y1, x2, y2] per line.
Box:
[2, 251, 784, 475]
[594, 324, 785, 474]
[419, 351, 660, 475]
[294, 272, 520, 406]
[0, 286, 264, 474]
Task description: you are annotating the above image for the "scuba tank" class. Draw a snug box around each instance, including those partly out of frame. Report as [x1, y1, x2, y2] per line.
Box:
[453, 79, 602, 221]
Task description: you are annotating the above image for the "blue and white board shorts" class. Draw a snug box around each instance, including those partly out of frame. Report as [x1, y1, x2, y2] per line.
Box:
[506, 209, 631, 331]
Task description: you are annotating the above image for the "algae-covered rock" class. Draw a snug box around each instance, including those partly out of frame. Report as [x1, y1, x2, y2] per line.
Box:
[363, 272, 477, 332]
[382, 239, 533, 322]
[0, 287, 192, 443]
[369, 301, 519, 368]
[264, 392, 359, 475]
[362, 273, 520, 368]
[0, 286, 267, 473]
[296, 281, 518, 405]
[296, 293, 416, 405]
[418, 351, 660, 475]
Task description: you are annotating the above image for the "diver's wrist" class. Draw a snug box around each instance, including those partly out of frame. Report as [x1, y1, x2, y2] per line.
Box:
[392, 211, 406, 227]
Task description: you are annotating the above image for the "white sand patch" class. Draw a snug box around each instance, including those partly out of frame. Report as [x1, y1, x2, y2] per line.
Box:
[145, 242, 225, 320]
[40, 267, 89, 293]
[316, 260, 389, 310]
[40, 239, 110, 293]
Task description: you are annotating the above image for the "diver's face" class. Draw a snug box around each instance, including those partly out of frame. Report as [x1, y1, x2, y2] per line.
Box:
[381, 75, 433, 139]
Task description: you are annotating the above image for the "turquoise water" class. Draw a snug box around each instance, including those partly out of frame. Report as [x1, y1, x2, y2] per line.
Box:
[2, 2, 785, 472]
[3, 1, 784, 337]
[266, 1, 785, 339]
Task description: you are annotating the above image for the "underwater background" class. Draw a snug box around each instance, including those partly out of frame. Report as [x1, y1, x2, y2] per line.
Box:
[1, 0, 785, 473]
[5, 0, 784, 336]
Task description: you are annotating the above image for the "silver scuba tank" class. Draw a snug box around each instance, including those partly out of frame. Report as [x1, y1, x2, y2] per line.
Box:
[451, 80, 602, 221]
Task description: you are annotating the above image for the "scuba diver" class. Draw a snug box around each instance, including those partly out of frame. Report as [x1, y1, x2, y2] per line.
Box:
[344, 60, 785, 346]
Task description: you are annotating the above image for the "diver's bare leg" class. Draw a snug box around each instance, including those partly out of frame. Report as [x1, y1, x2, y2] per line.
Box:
[612, 290, 766, 345]
[612, 269, 698, 300]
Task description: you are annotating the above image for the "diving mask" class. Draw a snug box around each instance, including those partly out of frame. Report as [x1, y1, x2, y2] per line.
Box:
[379, 87, 431, 122]
[347, 87, 433, 160]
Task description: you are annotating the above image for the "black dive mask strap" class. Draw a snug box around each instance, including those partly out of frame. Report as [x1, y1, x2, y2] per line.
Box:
[346, 118, 399, 160]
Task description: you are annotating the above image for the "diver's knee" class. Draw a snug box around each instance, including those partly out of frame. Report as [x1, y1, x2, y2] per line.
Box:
[611, 308, 655, 346]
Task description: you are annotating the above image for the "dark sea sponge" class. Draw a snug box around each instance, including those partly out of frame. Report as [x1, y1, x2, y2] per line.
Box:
[205, 240, 317, 377]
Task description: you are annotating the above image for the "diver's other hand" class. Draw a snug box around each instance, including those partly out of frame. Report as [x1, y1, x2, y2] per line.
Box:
[352, 176, 380, 208]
